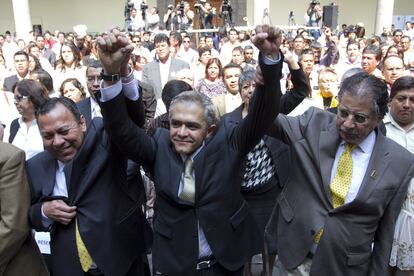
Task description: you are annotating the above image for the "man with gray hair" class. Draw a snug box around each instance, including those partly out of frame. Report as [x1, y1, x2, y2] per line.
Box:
[266, 72, 414, 275]
[98, 24, 282, 275]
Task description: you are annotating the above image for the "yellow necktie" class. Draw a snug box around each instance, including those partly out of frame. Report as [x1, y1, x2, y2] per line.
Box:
[76, 219, 93, 272]
[315, 143, 356, 243]
[179, 158, 195, 204]
[330, 143, 356, 208]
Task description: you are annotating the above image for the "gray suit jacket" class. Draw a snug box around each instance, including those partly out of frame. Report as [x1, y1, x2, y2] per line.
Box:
[141, 58, 189, 99]
[266, 107, 414, 276]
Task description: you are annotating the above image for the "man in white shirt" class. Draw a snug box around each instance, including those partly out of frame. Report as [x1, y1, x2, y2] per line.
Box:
[219, 28, 241, 66]
[212, 63, 242, 120]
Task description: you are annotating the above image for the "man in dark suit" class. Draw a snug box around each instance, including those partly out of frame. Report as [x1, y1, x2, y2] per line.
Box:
[97, 25, 282, 275]
[265, 72, 414, 275]
[98, 25, 283, 276]
[141, 33, 190, 99]
[3, 51, 30, 92]
[27, 92, 152, 274]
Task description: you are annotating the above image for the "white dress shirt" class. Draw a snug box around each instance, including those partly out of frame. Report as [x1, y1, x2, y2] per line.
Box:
[12, 118, 44, 160]
[330, 131, 376, 204]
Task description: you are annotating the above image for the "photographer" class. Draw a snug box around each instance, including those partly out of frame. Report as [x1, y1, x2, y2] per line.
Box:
[305, 0, 322, 40]
[195, 0, 216, 30]
[163, 4, 175, 31]
[173, 1, 194, 31]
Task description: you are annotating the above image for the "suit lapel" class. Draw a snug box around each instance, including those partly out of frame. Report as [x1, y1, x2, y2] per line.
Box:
[41, 153, 57, 196]
[351, 131, 390, 204]
[318, 122, 341, 205]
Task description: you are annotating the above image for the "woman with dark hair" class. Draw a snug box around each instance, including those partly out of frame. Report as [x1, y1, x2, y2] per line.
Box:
[195, 57, 226, 98]
[53, 41, 87, 93]
[193, 46, 212, 85]
[385, 45, 405, 61]
[28, 53, 42, 71]
[60, 78, 86, 103]
[9, 79, 49, 159]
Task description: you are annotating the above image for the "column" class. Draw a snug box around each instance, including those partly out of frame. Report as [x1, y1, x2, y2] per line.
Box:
[374, 0, 394, 35]
[12, 0, 32, 40]
[253, 0, 270, 26]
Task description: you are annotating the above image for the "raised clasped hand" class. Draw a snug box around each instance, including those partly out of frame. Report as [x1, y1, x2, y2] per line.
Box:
[96, 28, 134, 75]
[252, 24, 282, 58]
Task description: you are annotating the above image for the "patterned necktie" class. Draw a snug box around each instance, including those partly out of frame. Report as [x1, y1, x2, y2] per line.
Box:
[330, 143, 356, 208]
[315, 143, 356, 243]
[76, 219, 93, 272]
[179, 158, 195, 204]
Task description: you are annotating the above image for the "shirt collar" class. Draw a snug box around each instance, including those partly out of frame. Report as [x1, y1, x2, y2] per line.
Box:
[340, 130, 376, 154]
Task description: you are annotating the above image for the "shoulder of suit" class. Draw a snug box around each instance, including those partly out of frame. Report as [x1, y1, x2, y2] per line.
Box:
[0, 142, 24, 161]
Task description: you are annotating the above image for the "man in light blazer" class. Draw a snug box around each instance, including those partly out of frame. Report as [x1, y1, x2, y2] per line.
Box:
[266, 72, 414, 275]
[141, 33, 189, 100]
[0, 142, 48, 276]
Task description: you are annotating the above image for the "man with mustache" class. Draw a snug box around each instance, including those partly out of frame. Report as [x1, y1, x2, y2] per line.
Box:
[266, 71, 414, 275]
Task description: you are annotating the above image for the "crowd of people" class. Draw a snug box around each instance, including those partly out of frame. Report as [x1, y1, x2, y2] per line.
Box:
[2, 3, 414, 275]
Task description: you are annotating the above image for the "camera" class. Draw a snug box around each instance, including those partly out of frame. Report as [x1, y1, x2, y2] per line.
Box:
[310, 0, 320, 7]
[179, 1, 185, 14]
[140, 1, 148, 11]
[222, 0, 232, 13]
[124, 0, 134, 18]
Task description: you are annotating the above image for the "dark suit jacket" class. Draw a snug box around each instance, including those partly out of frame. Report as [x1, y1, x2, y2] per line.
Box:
[28, 112, 152, 276]
[76, 98, 92, 126]
[41, 48, 56, 66]
[266, 107, 414, 276]
[3, 75, 19, 92]
[101, 55, 282, 275]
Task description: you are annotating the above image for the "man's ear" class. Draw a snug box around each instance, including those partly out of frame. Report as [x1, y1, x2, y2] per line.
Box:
[80, 115, 87, 132]
[207, 124, 216, 137]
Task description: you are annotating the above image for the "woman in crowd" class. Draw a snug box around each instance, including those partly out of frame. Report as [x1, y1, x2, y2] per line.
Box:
[9, 79, 49, 160]
[28, 53, 42, 72]
[195, 57, 226, 98]
[54, 41, 87, 92]
[193, 46, 211, 85]
[60, 78, 86, 103]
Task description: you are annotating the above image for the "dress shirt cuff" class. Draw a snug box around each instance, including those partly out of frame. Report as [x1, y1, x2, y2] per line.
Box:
[99, 80, 122, 102]
[41, 204, 54, 228]
[122, 78, 140, 101]
[262, 51, 281, 65]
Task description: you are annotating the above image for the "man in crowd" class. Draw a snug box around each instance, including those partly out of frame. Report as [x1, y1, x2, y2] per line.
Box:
[400, 35, 414, 66]
[36, 35, 56, 65]
[382, 55, 406, 90]
[0, 141, 48, 276]
[3, 51, 30, 92]
[220, 28, 241, 66]
[27, 61, 152, 275]
[98, 24, 282, 276]
[244, 45, 257, 66]
[142, 33, 189, 99]
[212, 63, 243, 120]
[266, 71, 414, 275]
[176, 35, 198, 67]
[393, 29, 404, 46]
[361, 45, 383, 78]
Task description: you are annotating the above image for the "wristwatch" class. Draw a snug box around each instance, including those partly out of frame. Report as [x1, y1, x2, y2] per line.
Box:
[100, 70, 120, 82]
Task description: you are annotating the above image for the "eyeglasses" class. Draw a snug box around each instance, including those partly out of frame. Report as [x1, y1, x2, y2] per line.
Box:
[132, 40, 140, 43]
[14, 95, 29, 102]
[337, 108, 370, 124]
